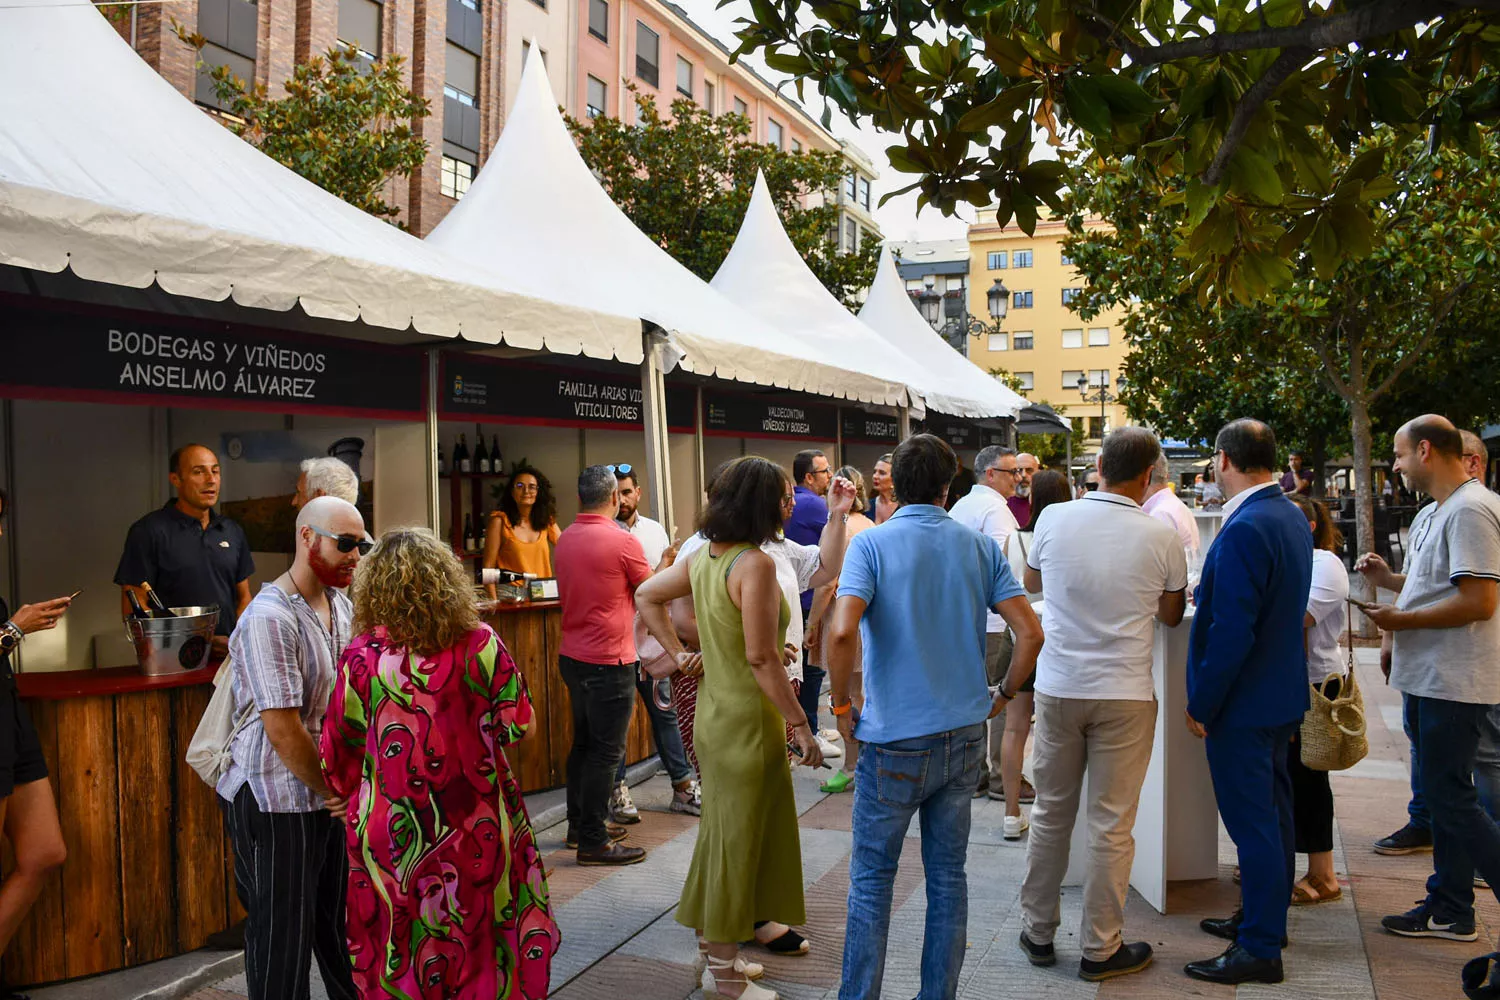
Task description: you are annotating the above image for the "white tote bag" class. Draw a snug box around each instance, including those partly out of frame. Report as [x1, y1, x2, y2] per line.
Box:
[185, 657, 255, 787]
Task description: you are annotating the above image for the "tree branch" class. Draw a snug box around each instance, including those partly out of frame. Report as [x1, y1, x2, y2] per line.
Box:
[1203, 47, 1310, 185]
[1369, 279, 1473, 400]
[1310, 330, 1354, 403]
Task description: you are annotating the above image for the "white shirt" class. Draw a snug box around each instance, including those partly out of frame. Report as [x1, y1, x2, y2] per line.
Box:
[948, 483, 1021, 633]
[678, 531, 818, 681]
[1028, 491, 1189, 701]
[1306, 548, 1350, 685]
[1219, 480, 1279, 521]
[623, 513, 671, 569]
[1007, 530, 1042, 605]
[1142, 487, 1201, 556]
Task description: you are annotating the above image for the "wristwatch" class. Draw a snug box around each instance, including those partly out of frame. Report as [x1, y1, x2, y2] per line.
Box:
[0, 621, 22, 654]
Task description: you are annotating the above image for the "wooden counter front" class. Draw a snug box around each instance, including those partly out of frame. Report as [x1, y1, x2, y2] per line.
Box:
[1, 601, 655, 988]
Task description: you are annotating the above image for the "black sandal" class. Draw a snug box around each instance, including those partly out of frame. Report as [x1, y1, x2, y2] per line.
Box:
[752, 921, 810, 955]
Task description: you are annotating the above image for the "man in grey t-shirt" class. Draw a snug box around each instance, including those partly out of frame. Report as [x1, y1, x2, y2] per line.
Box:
[1358, 415, 1500, 957]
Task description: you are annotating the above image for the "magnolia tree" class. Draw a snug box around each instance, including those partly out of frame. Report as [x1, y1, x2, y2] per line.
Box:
[725, 0, 1499, 302]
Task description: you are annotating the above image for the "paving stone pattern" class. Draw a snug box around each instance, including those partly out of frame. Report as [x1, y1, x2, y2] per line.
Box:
[188, 649, 1495, 1000]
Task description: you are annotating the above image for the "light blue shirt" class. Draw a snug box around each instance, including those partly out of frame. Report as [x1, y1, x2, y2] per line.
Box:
[837, 504, 1025, 744]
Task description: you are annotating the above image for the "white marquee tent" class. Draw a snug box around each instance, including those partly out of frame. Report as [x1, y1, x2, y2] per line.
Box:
[858, 248, 1026, 419]
[0, 0, 640, 359]
[426, 52, 918, 408]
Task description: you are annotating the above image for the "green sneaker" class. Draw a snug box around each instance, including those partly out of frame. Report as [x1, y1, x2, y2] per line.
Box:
[820, 769, 854, 794]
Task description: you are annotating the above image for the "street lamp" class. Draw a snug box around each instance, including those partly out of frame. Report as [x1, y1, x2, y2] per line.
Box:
[1076, 370, 1127, 437]
[920, 278, 1010, 356]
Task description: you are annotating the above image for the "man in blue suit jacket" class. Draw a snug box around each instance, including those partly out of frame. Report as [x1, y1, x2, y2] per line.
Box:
[1183, 419, 1313, 985]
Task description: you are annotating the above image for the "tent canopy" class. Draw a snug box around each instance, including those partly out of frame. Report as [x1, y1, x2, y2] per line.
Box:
[0, 0, 639, 357]
[712, 174, 934, 418]
[1016, 403, 1070, 435]
[857, 248, 1025, 419]
[426, 53, 911, 406]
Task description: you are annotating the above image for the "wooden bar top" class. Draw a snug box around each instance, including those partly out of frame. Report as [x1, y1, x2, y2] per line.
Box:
[477, 598, 561, 615]
[16, 658, 224, 701]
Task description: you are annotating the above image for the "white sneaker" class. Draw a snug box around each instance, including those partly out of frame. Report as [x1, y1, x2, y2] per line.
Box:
[1003, 814, 1029, 841]
[819, 727, 842, 744]
[815, 735, 843, 760]
[610, 781, 640, 824]
[671, 779, 702, 816]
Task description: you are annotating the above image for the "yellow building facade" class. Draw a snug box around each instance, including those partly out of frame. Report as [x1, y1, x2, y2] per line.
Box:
[966, 211, 1130, 448]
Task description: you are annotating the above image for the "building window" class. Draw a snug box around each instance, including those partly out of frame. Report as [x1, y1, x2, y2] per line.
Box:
[586, 75, 607, 118]
[588, 0, 608, 40]
[844, 217, 857, 252]
[676, 56, 693, 97]
[792, 138, 802, 153]
[1062, 369, 1084, 389]
[987, 251, 1007, 270]
[987, 333, 1008, 352]
[1061, 328, 1083, 349]
[1012, 290, 1033, 309]
[733, 96, 748, 117]
[445, 42, 479, 104]
[1013, 372, 1034, 390]
[1061, 251, 1074, 265]
[1013, 249, 1033, 268]
[767, 118, 784, 149]
[1088, 369, 1109, 387]
[440, 155, 474, 199]
[858, 176, 871, 210]
[1061, 287, 1082, 306]
[1012, 332, 1033, 350]
[1088, 416, 1106, 439]
[635, 22, 659, 88]
[704, 80, 715, 112]
[1088, 327, 1110, 346]
[845, 172, 857, 199]
[337, 0, 382, 58]
[529, 0, 545, 8]
[455, 0, 477, 8]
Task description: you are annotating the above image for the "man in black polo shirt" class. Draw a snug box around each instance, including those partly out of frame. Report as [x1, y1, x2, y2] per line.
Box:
[116, 443, 254, 650]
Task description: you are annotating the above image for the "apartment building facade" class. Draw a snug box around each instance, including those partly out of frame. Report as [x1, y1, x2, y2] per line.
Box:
[966, 211, 1130, 444]
[112, 0, 875, 238]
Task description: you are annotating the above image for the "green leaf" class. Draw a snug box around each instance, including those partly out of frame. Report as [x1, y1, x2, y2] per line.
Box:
[1227, 147, 1284, 205]
[1063, 75, 1113, 138]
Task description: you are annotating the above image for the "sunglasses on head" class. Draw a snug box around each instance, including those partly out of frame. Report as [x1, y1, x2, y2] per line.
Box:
[309, 525, 373, 555]
[607, 463, 633, 476]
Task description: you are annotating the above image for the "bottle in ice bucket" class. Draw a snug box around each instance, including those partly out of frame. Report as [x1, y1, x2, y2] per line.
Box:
[126, 590, 153, 620]
[140, 582, 174, 617]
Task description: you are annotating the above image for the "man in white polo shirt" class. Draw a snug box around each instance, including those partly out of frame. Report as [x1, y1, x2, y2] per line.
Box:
[948, 445, 1030, 814]
[1017, 427, 1188, 982]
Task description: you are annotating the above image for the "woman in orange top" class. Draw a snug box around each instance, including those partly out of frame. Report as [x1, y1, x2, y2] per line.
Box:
[484, 467, 561, 594]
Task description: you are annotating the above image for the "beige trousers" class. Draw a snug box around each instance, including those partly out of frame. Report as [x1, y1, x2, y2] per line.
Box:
[1020, 693, 1157, 961]
[982, 630, 1014, 782]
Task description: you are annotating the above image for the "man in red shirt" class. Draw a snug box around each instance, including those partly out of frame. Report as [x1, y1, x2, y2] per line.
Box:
[555, 464, 653, 865]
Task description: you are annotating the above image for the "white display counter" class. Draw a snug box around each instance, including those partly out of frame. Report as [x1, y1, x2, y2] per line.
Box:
[1054, 605, 1220, 913]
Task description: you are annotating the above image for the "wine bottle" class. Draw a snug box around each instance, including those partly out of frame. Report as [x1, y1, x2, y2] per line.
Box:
[455, 434, 471, 474]
[126, 590, 153, 620]
[437, 441, 447, 476]
[140, 582, 173, 617]
[474, 425, 490, 475]
[462, 513, 475, 552]
[490, 434, 502, 474]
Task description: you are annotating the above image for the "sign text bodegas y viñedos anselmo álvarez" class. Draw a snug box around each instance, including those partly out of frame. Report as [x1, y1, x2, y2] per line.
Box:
[440, 354, 695, 430]
[1, 302, 423, 419]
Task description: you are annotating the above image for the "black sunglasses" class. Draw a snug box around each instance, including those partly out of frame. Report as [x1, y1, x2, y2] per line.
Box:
[309, 525, 373, 555]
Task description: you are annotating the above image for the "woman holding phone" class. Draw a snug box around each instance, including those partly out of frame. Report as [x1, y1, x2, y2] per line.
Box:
[0, 488, 71, 999]
[1287, 494, 1349, 905]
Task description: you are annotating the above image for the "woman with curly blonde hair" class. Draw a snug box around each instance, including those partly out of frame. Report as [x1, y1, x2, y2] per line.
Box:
[319, 528, 558, 999]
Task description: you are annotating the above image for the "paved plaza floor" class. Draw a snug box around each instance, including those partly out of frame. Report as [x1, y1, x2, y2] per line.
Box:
[172, 647, 1498, 1000]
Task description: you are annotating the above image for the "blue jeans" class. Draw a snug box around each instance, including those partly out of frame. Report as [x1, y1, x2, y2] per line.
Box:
[1476, 705, 1500, 821]
[1409, 695, 1500, 923]
[799, 658, 826, 734]
[614, 673, 694, 785]
[840, 723, 983, 1000]
[1405, 693, 1431, 830]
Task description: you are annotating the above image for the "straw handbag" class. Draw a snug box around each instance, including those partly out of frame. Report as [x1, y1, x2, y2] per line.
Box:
[1300, 601, 1369, 771]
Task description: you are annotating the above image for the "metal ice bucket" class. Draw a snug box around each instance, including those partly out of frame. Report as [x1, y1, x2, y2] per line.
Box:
[124, 606, 219, 676]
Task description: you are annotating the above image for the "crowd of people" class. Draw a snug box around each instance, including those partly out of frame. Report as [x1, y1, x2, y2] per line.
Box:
[0, 409, 1497, 1000]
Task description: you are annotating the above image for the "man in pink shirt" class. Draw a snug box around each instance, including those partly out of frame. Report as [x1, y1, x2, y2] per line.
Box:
[555, 465, 653, 865]
[1141, 454, 1201, 558]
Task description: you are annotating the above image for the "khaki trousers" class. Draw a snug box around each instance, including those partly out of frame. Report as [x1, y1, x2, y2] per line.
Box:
[983, 630, 1014, 782]
[1020, 693, 1157, 961]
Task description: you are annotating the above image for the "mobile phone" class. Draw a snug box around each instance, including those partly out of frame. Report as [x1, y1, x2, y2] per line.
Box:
[1346, 597, 1374, 611]
[66, 590, 82, 600]
[787, 742, 833, 769]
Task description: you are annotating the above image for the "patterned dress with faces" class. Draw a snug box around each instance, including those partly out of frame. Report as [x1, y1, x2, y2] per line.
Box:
[321, 625, 559, 999]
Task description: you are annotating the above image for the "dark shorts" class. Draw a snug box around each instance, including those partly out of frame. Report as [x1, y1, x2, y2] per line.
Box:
[0, 682, 48, 798]
[985, 630, 1035, 694]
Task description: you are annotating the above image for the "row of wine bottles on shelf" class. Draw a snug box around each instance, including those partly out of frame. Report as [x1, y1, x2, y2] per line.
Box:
[439, 425, 504, 476]
[126, 581, 175, 619]
[459, 512, 491, 554]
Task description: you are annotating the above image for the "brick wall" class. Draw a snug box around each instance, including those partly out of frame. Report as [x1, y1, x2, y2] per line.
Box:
[405, 0, 447, 234]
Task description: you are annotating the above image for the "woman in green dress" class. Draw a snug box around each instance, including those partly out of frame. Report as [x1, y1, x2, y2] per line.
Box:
[636, 457, 825, 1000]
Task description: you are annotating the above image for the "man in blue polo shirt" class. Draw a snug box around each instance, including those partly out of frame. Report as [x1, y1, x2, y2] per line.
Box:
[826, 433, 1044, 1000]
[786, 448, 837, 756]
[116, 443, 254, 647]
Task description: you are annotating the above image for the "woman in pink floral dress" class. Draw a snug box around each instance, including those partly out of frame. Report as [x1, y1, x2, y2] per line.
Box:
[320, 528, 558, 999]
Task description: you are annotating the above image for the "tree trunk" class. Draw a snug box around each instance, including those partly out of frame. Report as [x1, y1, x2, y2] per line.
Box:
[1310, 432, 1328, 499]
[1349, 393, 1379, 635]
